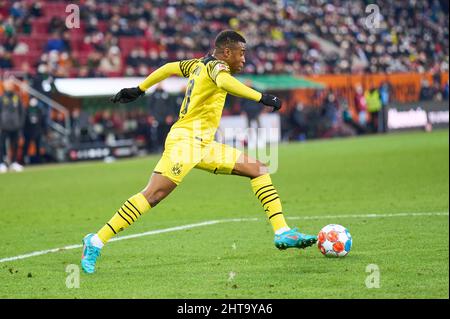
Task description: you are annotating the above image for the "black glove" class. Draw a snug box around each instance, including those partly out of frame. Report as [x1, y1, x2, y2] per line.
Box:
[110, 86, 145, 103]
[260, 93, 282, 112]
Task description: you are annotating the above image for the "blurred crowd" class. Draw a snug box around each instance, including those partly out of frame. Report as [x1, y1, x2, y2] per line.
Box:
[0, 82, 185, 171]
[69, 86, 184, 152]
[284, 76, 449, 141]
[283, 84, 388, 141]
[1, 74, 448, 171]
[1, 0, 449, 79]
[0, 78, 48, 172]
[292, 0, 449, 74]
[1, 0, 449, 170]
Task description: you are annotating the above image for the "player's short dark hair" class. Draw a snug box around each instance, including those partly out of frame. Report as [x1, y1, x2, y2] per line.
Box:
[214, 30, 246, 49]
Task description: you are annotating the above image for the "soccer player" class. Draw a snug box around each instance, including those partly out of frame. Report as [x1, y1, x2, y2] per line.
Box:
[81, 30, 317, 274]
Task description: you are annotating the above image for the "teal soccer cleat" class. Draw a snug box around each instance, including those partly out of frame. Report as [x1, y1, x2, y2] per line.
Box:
[274, 228, 317, 250]
[81, 234, 101, 274]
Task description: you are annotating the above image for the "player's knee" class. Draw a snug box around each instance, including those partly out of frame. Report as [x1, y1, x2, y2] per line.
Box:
[232, 157, 269, 178]
[256, 161, 269, 176]
[246, 160, 268, 179]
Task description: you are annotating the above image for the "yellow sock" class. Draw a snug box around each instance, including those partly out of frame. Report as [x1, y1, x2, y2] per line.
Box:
[251, 174, 289, 234]
[97, 193, 151, 244]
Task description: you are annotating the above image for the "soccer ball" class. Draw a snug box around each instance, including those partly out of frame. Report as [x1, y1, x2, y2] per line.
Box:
[317, 224, 352, 257]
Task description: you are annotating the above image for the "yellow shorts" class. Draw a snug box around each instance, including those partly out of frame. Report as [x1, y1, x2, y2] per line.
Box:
[153, 130, 242, 185]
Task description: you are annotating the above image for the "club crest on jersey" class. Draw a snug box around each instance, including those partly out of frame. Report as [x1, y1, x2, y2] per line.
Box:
[171, 163, 183, 176]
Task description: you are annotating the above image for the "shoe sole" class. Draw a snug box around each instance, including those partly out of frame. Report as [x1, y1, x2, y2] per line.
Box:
[275, 238, 317, 250]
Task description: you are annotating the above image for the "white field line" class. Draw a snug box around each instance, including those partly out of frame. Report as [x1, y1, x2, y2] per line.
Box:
[288, 211, 450, 220]
[0, 212, 447, 263]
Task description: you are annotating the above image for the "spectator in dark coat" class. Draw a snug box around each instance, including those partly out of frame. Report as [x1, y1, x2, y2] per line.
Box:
[22, 97, 47, 164]
[148, 84, 172, 149]
[0, 79, 25, 172]
[241, 97, 262, 129]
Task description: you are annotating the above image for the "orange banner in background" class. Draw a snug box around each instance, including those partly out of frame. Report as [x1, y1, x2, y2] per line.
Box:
[2, 72, 448, 114]
[293, 72, 449, 111]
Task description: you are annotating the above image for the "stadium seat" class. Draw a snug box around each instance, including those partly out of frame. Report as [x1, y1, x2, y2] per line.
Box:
[97, 21, 109, 33]
[42, 2, 68, 18]
[119, 37, 144, 57]
[17, 35, 46, 51]
[65, 31, 84, 52]
[31, 17, 51, 35]
[104, 71, 123, 77]
[11, 52, 42, 68]
[72, 51, 91, 65]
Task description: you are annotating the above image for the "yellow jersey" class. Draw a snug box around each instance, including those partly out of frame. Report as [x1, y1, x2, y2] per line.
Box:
[138, 56, 262, 142]
[172, 57, 232, 141]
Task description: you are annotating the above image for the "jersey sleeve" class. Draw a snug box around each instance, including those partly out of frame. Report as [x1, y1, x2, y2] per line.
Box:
[215, 72, 262, 102]
[138, 62, 183, 91]
[206, 60, 231, 83]
[179, 59, 200, 78]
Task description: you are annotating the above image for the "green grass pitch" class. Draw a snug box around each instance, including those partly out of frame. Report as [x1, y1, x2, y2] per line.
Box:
[0, 129, 448, 299]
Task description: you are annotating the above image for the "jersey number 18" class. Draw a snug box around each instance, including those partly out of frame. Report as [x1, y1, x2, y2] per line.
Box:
[180, 79, 195, 116]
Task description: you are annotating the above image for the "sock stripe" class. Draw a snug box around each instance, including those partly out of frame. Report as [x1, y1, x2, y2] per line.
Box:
[257, 188, 276, 200]
[117, 211, 132, 225]
[123, 204, 138, 219]
[126, 200, 142, 216]
[251, 175, 288, 235]
[254, 184, 273, 197]
[262, 196, 279, 208]
[107, 223, 117, 234]
[260, 191, 278, 204]
[120, 207, 136, 222]
[97, 194, 151, 244]
[269, 212, 283, 220]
